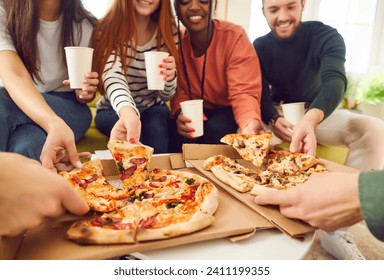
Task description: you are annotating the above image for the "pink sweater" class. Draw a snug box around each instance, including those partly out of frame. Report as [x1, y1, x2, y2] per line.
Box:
[171, 20, 262, 128]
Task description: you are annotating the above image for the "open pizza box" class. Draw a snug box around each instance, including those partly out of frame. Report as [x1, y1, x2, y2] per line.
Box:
[1, 153, 276, 260]
[182, 144, 359, 238]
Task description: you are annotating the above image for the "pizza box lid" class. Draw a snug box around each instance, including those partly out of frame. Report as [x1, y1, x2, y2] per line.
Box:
[182, 144, 359, 237]
[9, 154, 274, 260]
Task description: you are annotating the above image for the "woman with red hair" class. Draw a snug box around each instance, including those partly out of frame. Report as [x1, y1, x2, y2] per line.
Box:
[92, 0, 178, 153]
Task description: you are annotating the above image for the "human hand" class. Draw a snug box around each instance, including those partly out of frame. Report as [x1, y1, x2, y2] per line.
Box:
[40, 118, 82, 171]
[271, 116, 294, 142]
[0, 153, 89, 237]
[254, 172, 363, 231]
[289, 119, 317, 156]
[110, 107, 141, 143]
[160, 55, 177, 82]
[241, 119, 265, 134]
[63, 72, 99, 103]
[175, 113, 203, 138]
[53, 151, 92, 172]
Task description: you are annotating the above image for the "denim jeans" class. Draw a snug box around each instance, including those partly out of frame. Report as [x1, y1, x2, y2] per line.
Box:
[168, 106, 238, 153]
[0, 87, 92, 161]
[95, 104, 171, 154]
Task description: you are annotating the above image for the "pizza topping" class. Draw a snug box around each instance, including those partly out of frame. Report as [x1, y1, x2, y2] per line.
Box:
[138, 214, 158, 229]
[130, 157, 147, 165]
[165, 201, 184, 209]
[185, 178, 195, 185]
[120, 165, 137, 180]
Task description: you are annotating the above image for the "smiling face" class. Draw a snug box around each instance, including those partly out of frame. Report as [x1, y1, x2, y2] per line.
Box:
[174, 0, 212, 34]
[262, 0, 306, 39]
[133, 0, 161, 18]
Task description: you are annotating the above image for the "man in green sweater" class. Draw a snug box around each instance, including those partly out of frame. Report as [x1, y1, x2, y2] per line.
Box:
[254, 0, 384, 259]
[253, 0, 384, 171]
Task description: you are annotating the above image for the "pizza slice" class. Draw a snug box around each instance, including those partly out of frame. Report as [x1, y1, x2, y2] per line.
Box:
[203, 155, 268, 193]
[59, 159, 128, 212]
[67, 204, 140, 244]
[107, 140, 154, 188]
[266, 150, 319, 175]
[220, 132, 272, 168]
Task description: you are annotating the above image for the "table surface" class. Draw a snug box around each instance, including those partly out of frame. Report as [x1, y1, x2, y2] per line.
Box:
[131, 229, 315, 260]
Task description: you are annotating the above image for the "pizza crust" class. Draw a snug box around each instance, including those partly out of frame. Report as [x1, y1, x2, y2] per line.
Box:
[211, 165, 252, 193]
[67, 220, 135, 244]
[136, 212, 215, 242]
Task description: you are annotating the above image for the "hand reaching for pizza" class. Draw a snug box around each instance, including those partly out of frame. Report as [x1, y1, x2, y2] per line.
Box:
[289, 119, 317, 156]
[240, 119, 265, 134]
[254, 172, 363, 232]
[0, 153, 89, 237]
[110, 107, 141, 143]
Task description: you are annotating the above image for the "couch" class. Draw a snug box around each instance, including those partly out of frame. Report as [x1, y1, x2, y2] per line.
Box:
[76, 97, 349, 164]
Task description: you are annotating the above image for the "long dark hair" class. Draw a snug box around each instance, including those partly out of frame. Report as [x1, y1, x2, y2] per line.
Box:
[2, 0, 96, 83]
[174, 0, 215, 99]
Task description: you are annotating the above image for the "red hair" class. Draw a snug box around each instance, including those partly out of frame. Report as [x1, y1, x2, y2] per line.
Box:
[92, 0, 178, 95]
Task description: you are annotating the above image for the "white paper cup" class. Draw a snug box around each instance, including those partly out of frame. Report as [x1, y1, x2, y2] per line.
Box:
[64, 47, 94, 89]
[281, 102, 305, 125]
[144, 51, 169, 90]
[180, 99, 204, 138]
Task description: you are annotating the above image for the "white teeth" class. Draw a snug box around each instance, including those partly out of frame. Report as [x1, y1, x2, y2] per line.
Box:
[278, 22, 290, 28]
[189, 16, 202, 20]
[138, 0, 151, 5]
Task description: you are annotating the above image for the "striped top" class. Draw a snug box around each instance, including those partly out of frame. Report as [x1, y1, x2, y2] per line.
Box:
[97, 30, 177, 117]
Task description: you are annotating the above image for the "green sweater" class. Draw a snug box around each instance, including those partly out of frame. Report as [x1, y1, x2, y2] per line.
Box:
[359, 171, 384, 241]
[253, 21, 347, 123]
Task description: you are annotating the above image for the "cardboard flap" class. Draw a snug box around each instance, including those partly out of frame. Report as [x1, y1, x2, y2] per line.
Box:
[183, 144, 241, 160]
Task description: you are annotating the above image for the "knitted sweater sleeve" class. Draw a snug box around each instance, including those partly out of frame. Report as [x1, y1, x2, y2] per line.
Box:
[309, 31, 347, 119]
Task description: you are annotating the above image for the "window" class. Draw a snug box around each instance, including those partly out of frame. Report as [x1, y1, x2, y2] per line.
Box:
[82, 0, 113, 18]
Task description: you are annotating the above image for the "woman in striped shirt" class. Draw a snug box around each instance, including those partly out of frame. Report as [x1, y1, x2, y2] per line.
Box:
[92, 0, 178, 153]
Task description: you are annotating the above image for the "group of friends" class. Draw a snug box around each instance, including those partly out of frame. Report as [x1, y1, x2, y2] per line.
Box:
[0, 0, 383, 259]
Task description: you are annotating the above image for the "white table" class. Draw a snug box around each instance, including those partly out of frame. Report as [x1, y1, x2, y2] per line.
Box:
[131, 230, 315, 260]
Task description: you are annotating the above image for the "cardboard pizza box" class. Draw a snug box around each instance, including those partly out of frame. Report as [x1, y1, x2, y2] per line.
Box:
[7, 153, 274, 260]
[182, 144, 359, 237]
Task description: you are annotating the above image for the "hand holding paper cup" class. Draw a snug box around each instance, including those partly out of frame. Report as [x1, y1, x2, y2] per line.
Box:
[144, 51, 169, 90]
[64, 47, 94, 89]
[180, 99, 204, 138]
[281, 102, 305, 125]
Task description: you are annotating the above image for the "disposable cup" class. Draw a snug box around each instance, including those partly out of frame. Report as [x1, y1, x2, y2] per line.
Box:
[144, 51, 169, 90]
[281, 102, 305, 125]
[64, 47, 94, 89]
[180, 99, 204, 138]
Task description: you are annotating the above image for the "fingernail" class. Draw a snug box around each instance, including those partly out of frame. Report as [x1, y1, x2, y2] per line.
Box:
[129, 137, 135, 144]
[290, 146, 297, 152]
[187, 133, 193, 138]
[76, 161, 83, 168]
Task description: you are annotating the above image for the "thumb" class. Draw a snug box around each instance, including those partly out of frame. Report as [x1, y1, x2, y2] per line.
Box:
[61, 183, 90, 215]
[289, 133, 301, 153]
[66, 142, 82, 168]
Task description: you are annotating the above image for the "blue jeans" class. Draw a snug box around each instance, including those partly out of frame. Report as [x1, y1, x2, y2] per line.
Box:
[168, 106, 238, 153]
[95, 104, 171, 154]
[0, 88, 92, 161]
